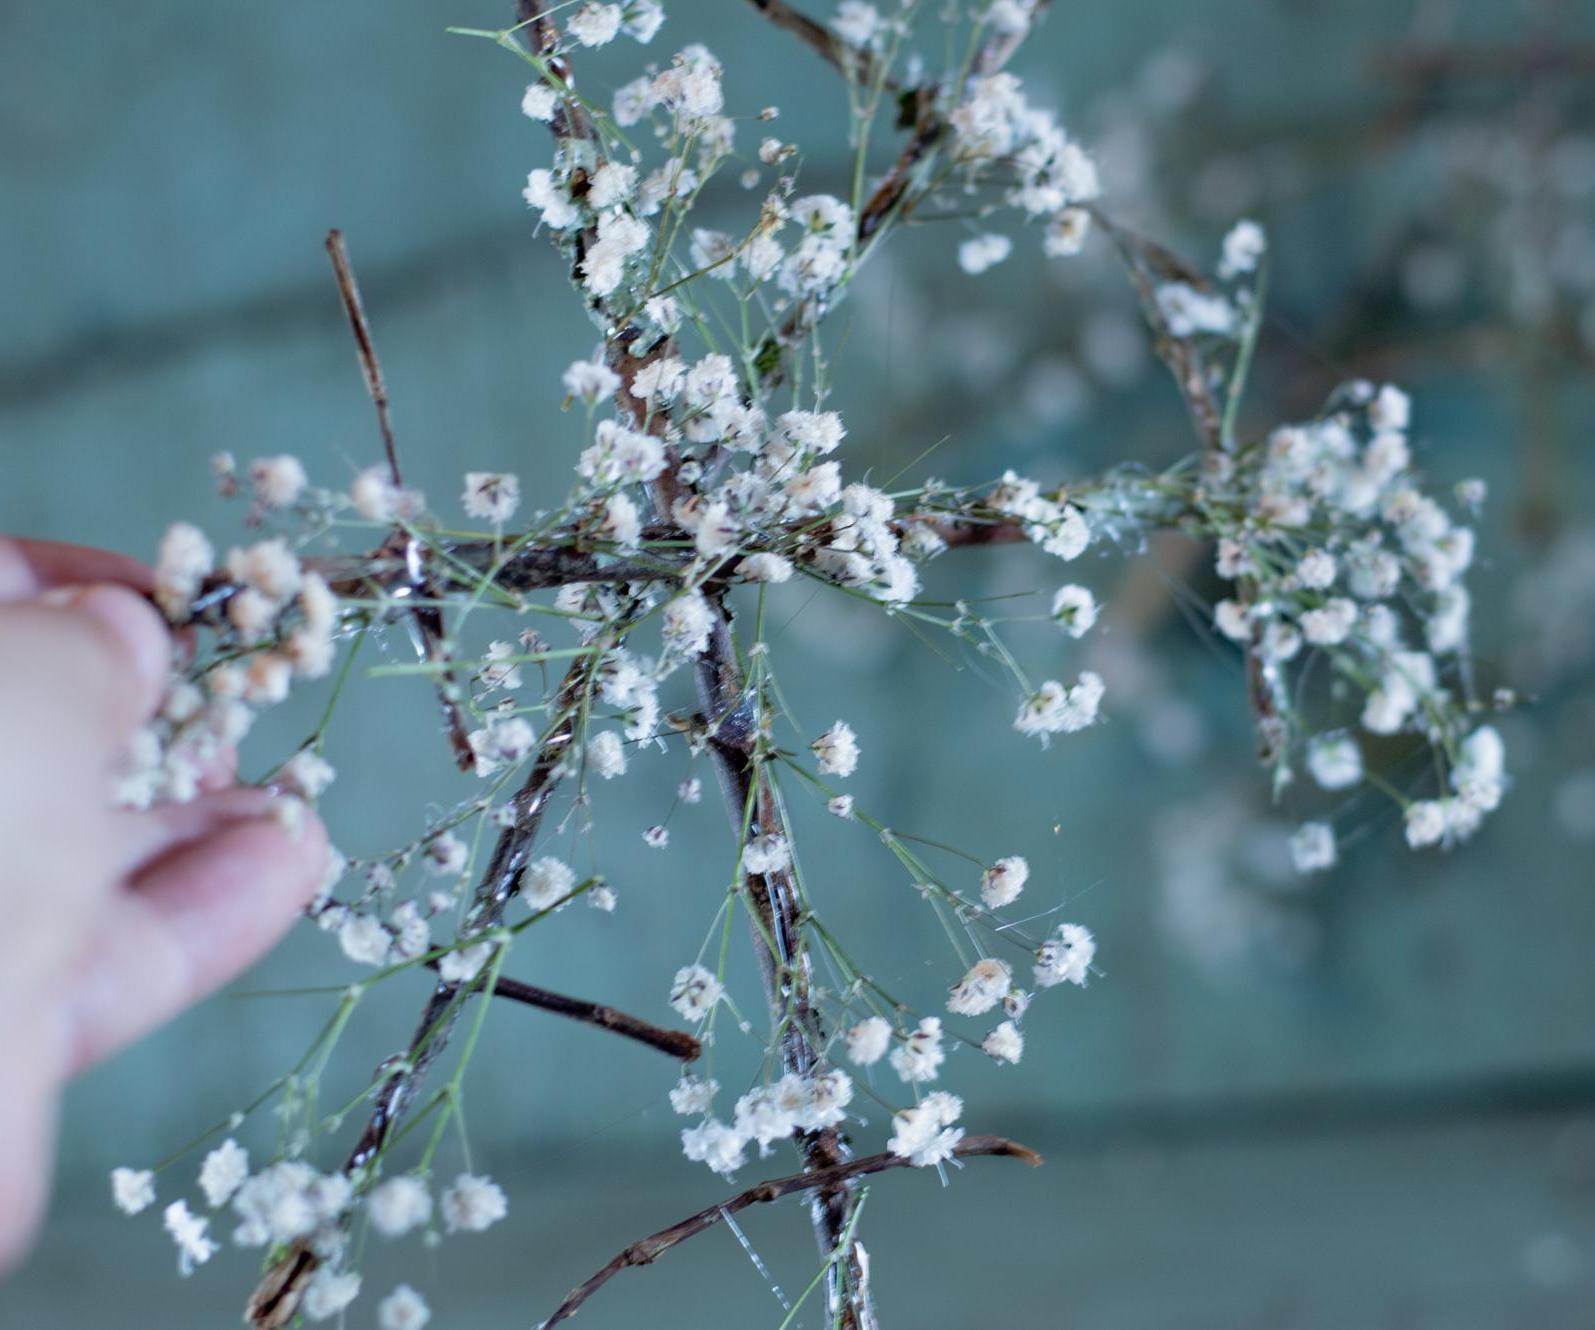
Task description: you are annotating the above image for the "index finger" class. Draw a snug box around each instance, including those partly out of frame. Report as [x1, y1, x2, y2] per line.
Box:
[0, 537, 153, 602]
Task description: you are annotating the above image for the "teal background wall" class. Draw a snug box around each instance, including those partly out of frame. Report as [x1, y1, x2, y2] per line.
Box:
[4, 1, 1595, 1327]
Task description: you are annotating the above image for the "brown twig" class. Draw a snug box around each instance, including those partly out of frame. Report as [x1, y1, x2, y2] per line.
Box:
[693, 602, 877, 1330]
[423, 960, 701, 1061]
[325, 230, 401, 487]
[742, 0, 882, 84]
[541, 1134, 1042, 1327]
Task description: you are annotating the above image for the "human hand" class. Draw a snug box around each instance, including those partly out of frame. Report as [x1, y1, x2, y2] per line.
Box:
[0, 537, 328, 1270]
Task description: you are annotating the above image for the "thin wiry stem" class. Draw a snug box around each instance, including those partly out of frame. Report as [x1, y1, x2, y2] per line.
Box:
[540, 1135, 1042, 1327]
[423, 959, 703, 1061]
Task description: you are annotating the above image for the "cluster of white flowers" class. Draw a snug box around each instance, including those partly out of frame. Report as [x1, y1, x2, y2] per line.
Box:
[1198, 378, 1504, 860]
[678, 1068, 855, 1178]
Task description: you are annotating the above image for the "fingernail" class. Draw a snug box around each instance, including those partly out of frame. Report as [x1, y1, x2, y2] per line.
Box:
[47, 583, 172, 697]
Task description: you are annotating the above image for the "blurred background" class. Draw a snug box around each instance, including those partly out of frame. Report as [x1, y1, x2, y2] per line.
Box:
[4, 0, 1595, 1326]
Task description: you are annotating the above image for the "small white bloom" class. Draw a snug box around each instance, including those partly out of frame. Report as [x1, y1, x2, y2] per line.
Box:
[1219, 219, 1267, 277]
[198, 1139, 249, 1209]
[981, 856, 1029, 909]
[280, 749, 336, 800]
[111, 1167, 156, 1215]
[681, 1118, 746, 1177]
[669, 1075, 719, 1115]
[742, 832, 790, 875]
[563, 357, 621, 401]
[567, 2, 622, 47]
[524, 857, 577, 910]
[163, 1200, 218, 1276]
[440, 1173, 508, 1233]
[828, 794, 854, 818]
[958, 232, 1013, 275]
[338, 914, 392, 968]
[378, 1285, 431, 1330]
[1308, 734, 1363, 790]
[1290, 821, 1337, 873]
[367, 1175, 433, 1238]
[438, 941, 493, 985]
[889, 1017, 945, 1083]
[1034, 923, 1095, 988]
[983, 1020, 1024, 1064]
[846, 1016, 892, 1066]
[669, 963, 723, 1021]
[248, 455, 308, 509]
[462, 472, 520, 525]
[521, 81, 558, 121]
[738, 552, 793, 583]
[812, 721, 860, 777]
[1405, 800, 1448, 849]
[588, 729, 627, 779]
[302, 1268, 362, 1321]
[947, 958, 1012, 1016]
[1050, 584, 1098, 637]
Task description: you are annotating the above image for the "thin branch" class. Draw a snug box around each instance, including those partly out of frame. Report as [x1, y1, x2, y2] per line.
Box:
[741, 0, 882, 84]
[541, 1134, 1042, 1327]
[324, 230, 402, 486]
[423, 959, 701, 1061]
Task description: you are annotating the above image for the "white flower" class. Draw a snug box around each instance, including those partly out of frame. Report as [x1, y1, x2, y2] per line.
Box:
[983, 1020, 1025, 1064]
[567, 2, 622, 46]
[163, 1200, 217, 1276]
[845, 1016, 892, 1066]
[441, 1173, 508, 1233]
[1013, 672, 1104, 739]
[662, 590, 714, 656]
[351, 465, 401, 521]
[958, 232, 1013, 275]
[523, 168, 578, 230]
[679, 776, 703, 804]
[600, 492, 642, 549]
[248, 455, 308, 509]
[438, 940, 493, 984]
[681, 1118, 746, 1177]
[669, 964, 723, 1021]
[828, 794, 854, 818]
[1214, 599, 1252, 642]
[231, 1162, 350, 1248]
[1369, 384, 1411, 433]
[367, 1175, 433, 1238]
[524, 857, 577, 909]
[775, 409, 847, 455]
[623, 0, 665, 42]
[198, 1139, 249, 1208]
[111, 1167, 156, 1215]
[281, 749, 336, 800]
[588, 729, 627, 779]
[812, 721, 859, 777]
[1296, 549, 1337, 589]
[378, 1285, 431, 1330]
[302, 1268, 362, 1321]
[154, 522, 214, 619]
[1156, 282, 1236, 338]
[1034, 923, 1095, 988]
[1301, 598, 1357, 646]
[832, 0, 882, 45]
[1290, 822, 1337, 873]
[1404, 800, 1448, 849]
[981, 856, 1029, 909]
[947, 958, 1012, 1016]
[888, 1092, 964, 1166]
[588, 161, 637, 209]
[889, 1017, 945, 1083]
[739, 552, 793, 583]
[742, 832, 791, 875]
[521, 81, 558, 121]
[563, 357, 620, 401]
[468, 715, 536, 776]
[1308, 734, 1363, 790]
[338, 914, 392, 968]
[1219, 219, 1267, 278]
[669, 1075, 719, 1115]
[643, 824, 669, 848]
[462, 472, 520, 524]
[1050, 584, 1098, 637]
[227, 537, 302, 601]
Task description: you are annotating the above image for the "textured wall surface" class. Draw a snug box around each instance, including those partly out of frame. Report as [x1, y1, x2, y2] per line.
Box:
[3, 1, 1594, 1326]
